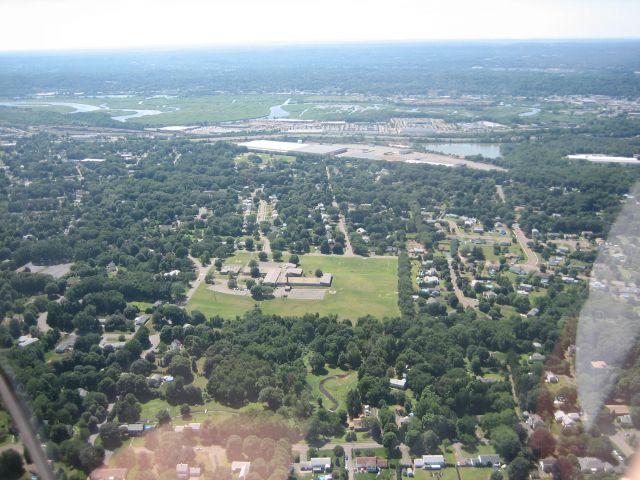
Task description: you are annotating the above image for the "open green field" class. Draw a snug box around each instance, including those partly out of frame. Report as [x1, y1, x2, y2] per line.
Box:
[414, 467, 499, 480]
[188, 254, 399, 320]
[0, 94, 286, 125]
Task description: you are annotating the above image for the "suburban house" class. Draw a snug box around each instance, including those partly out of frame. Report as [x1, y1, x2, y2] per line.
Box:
[527, 413, 545, 430]
[605, 404, 630, 417]
[135, 314, 151, 326]
[539, 457, 556, 473]
[389, 377, 407, 389]
[578, 457, 614, 474]
[17, 335, 39, 348]
[90, 468, 128, 480]
[473, 454, 501, 468]
[355, 456, 388, 473]
[422, 455, 446, 470]
[310, 457, 332, 473]
[126, 423, 144, 436]
[546, 372, 558, 384]
[483, 291, 497, 300]
[176, 463, 189, 480]
[529, 353, 546, 362]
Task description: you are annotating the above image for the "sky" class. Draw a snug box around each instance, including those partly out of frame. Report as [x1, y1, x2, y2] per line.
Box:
[0, 0, 639, 52]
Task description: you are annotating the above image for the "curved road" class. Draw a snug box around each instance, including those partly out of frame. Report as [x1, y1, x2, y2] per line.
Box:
[318, 373, 352, 411]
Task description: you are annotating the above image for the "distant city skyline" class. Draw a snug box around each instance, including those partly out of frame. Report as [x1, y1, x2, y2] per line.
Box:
[0, 0, 639, 52]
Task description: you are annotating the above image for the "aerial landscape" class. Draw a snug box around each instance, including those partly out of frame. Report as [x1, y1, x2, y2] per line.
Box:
[0, 3, 640, 480]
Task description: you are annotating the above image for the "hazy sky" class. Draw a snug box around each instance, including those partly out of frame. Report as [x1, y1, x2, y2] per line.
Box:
[1, 0, 639, 52]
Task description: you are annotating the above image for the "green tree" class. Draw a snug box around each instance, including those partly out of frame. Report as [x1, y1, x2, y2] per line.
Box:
[491, 425, 521, 462]
[309, 353, 325, 375]
[258, 386, 284, 411]
[507, 455, 532, 480]
[0, 449, 23, 479]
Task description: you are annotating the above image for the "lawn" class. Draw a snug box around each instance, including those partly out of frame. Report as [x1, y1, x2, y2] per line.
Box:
[414, 467, 499, 480]
[188, 254, 399, 321]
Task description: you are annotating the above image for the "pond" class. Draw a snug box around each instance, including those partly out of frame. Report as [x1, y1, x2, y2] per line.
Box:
[267, 98, 291, 119]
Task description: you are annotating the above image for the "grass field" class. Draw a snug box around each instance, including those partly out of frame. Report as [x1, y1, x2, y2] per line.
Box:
[188, 254, 399, 320]
[414, 467, 499, 480]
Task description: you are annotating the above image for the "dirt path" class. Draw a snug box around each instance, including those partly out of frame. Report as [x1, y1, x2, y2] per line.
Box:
[37, 311, 50, 333]
[496, 185, 506, 203]
[318, 372, 352, 411]
[446, 219, 461, 236]
[447, 256, 479, 309]
[399, 443, 412, 466]
[506, 365, 522, 417]
[452, 442, 466, 466]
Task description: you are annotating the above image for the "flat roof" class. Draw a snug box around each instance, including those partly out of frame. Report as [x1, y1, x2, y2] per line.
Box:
[238, 140, 347, 155]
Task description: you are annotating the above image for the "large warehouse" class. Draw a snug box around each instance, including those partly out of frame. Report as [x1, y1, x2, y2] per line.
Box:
[238, 140, 348, 156]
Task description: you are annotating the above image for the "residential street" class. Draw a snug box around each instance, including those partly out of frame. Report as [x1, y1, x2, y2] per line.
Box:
[447, 256, 479, 309]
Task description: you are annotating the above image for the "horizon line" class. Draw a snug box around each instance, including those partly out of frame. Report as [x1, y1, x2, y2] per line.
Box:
[2, 37, 640, 55]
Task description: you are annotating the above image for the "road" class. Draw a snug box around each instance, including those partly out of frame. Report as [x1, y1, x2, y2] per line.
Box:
[336, 213, 354, 256]
[185, 255, 210, 301]
[89, 402, 115, 446]
[256, 199, 272, 254]
[293, 441, 382, 480]
[141, 332, 160, 359]
[512, 223, 539, 271]
[506, 365, 522, 417]
[326, 166, 354, 257]
[447, 256, 479, 309]
[318, 373, 353, 411]
[496, 185, 539, 272]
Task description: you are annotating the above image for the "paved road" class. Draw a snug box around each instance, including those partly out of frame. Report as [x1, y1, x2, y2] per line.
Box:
[257, 200, 272, 254]
[185, 255, 210, 301]
[318, 373, 353, 411]
[293, 441, 382, 480]
[326, 166, 354, 257]
[141, 333, 160, 359]
[512, 223, 539, 271]
[336, 214, 354, 256]
[447, 256, 478, 309]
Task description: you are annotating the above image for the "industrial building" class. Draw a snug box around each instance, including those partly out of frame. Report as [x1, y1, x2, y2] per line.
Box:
[238, 140, 347, 156]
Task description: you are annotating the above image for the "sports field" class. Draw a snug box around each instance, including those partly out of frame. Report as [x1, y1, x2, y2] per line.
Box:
[187, 254, 399, 320]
